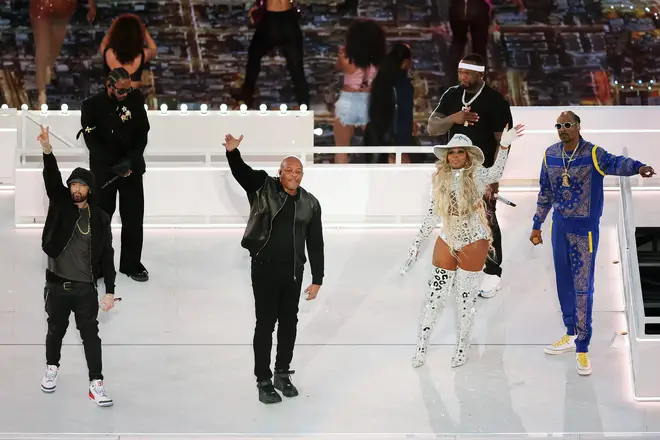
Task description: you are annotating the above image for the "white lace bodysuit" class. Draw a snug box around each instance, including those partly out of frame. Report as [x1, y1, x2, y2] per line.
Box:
[410, 149, 509, 253]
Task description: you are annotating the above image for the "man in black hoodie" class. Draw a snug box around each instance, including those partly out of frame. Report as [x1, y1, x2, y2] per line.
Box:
[223, 133, 324, 404]
[37, 124, 117, 407]
[80, 67, 150, 282]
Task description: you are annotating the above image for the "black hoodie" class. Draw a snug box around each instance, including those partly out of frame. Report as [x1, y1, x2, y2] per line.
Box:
[41, 152, 117, 294]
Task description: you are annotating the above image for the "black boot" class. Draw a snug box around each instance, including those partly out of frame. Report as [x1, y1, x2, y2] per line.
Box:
[257, 379, 281, 404]
[273, 370, 299, 398]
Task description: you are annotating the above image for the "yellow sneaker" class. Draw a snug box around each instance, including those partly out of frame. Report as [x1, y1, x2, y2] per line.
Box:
[576, 352, 592, 376]
[544, 334, 577, 355]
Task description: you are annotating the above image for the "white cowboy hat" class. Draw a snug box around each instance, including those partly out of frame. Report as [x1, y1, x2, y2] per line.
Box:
[433, 133, 485, 166]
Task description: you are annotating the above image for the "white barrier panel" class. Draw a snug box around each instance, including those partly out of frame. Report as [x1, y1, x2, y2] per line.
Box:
[18, 108, 315, 152]
[14, 149, 659, 228]
[0, 108, 17, 188]
[12, 106, 660, 183]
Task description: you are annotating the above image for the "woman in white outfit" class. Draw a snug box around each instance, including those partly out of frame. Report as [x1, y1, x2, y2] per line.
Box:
[401, 123, 525, 368]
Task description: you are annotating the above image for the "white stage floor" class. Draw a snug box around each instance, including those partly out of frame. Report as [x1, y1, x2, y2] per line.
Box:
[1, 190, 660, 439]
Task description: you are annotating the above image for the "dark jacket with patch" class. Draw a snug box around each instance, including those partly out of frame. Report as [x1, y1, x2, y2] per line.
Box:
[41, 152, 117, 293]
[80, 89, 150, 181]
[226, 148, 324, 285]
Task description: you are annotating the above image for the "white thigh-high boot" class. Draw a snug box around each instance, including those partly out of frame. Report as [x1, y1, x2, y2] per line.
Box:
[451, 268, 481, 367]
[412, 266, 456, 367]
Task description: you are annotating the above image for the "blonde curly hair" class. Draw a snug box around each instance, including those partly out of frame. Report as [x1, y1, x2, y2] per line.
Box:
[432, 148, 492, 257]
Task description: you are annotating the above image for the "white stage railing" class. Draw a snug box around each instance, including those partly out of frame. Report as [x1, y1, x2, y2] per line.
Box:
[5, 105, 660, 227]
[0, 107, 17, 189]
[616, 152, 660, 401]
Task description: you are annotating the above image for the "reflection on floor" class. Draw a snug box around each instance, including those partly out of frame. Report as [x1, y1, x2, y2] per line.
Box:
[0, 191, 659, 438]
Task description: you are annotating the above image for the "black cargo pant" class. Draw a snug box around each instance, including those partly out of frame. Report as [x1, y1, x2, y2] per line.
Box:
[44, 280, 102, 381]
[251, 259, 304, 382]
[96, 170, 145, 274]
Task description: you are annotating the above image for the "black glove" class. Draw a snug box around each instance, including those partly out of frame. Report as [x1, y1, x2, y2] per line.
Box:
[111, 159, 131, 176]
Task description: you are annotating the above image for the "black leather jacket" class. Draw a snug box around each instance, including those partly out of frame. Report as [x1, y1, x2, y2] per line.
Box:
[41, 152, 117, 293]
[226, 148, 324, 285]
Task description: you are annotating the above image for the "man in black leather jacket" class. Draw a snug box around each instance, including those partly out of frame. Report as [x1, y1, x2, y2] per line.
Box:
[37, 124, 116, 407]
[223, 133, 324, 404]
[80, 67, 150, 282]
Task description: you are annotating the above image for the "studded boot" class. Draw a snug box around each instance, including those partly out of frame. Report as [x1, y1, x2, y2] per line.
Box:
[273, 369, 299, 398]
[412, 266, 456, 367]
[451, 268, 481, 368]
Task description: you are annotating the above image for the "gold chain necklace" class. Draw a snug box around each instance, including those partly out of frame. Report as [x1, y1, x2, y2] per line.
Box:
[76, 205, 91, 235]
[561, 142, 580, 187]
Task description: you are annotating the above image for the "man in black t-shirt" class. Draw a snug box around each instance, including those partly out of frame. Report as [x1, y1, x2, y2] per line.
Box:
[427, 54, 513, 298]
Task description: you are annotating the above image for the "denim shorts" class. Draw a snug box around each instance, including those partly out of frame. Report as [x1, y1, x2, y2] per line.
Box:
[335, 91, 369, 126]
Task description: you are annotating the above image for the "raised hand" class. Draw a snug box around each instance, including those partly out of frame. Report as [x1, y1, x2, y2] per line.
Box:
[500, 123, 526, 147]
[223, 134, 244, 152]
[37, 124, 52, 153]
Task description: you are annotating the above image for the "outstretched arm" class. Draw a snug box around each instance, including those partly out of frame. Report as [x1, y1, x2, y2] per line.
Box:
[478, 147, 509, 184]
[38, 125, 68, 201]
[306, 203, 324, 286]
[592, 146, 646, 177]
[224, 134, 268, 193]
[532, 158, 553, 230]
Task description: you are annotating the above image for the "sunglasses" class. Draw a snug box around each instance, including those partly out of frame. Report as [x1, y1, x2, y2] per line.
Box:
[555, 122, 577, 130]
[112, 85, 133, 95]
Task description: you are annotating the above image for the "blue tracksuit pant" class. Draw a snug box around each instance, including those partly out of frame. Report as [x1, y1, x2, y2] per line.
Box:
[551, 217, 598, 353]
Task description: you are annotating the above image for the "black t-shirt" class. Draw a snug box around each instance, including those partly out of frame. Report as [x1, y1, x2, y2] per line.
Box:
[434, 84, 513, 168]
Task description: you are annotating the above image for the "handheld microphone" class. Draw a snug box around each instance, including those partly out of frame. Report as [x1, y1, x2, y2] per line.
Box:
[495, 194, 516, 207]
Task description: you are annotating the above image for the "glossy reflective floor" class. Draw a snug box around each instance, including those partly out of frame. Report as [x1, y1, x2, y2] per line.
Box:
[1, 190, 659, 439]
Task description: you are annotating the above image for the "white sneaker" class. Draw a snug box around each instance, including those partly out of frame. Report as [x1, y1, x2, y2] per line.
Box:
[544, 334, 577, 355]
[88, 379, 114, 407]
[40, 365, 58, 393]
[576, 352, 592, 375]
[478, 273, 501, 298]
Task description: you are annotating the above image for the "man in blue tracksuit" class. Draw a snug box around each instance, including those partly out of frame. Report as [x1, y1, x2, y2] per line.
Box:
[530, 111, 655, 376]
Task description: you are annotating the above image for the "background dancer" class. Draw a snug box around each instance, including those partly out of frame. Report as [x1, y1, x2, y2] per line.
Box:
[30, 0, 96, 106]
[80, 67, 151, 282]
[37, 124, 116, 407]
[232, 0, 308, 109]
[530, 110, 655, 376]
[427, 53, 512, 298]
[99, 13, 158, 92]
[364, 42, 414, 164]
[402, 124, 524, 368]
[223, 133, 324, 404]
[332, 18, 387, 163]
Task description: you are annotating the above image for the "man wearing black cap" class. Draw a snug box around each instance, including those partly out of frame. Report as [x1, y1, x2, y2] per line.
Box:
[37, 124, 117, 407]
[80, 67, 150, 282]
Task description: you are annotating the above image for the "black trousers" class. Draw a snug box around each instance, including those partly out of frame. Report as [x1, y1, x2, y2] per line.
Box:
[241, 9, 309, 107]
[97, 171, 145, 274]
[250, 259, 303, 382]
[448, 5, 491, 78]
[483, 192, 503, 277]
[44, 280, 102, 381]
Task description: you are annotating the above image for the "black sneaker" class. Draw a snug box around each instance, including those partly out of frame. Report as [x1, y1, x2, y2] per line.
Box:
[273, 370, 299, 398]
[257, 380, 281, 404]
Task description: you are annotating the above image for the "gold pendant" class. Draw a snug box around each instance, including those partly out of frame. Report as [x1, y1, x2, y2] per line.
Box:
[561, 172, 570, 187]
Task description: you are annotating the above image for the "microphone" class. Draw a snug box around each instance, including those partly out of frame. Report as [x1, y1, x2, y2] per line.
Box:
[495, 194, 516, 207]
